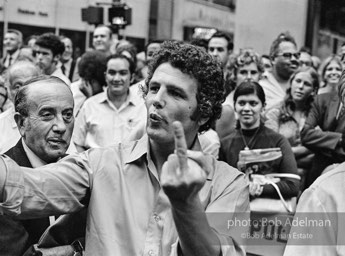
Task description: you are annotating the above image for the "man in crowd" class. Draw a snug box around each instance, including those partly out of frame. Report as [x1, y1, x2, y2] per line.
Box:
[2, 29, 23, 69]
[0, 41, 249, 255]
[259, 32, 299, 110]
[208, 31, 233, 95]
[58, 36, 78, 82]
[70, 50, 107, 116]
[0, 60, 41, 153]
[139, 39, 163, 79]
[92, 25, 113, 56]
[34, 33, 70, 85]
[301, 69, 345, 187]
[299, 46, 313, 68]
[0, 75, 74, 255]
[73, 54, 146, 150]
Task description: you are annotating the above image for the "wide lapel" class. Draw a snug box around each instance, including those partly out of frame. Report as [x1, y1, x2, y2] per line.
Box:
[5, 140, 32, 168]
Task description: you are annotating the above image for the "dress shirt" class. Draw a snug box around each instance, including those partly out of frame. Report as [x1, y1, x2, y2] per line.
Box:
[58, 59, 72, 77]
[283, 163, 345, 256]
[0, 107, 20, 154]
[22, 139, 47, 167]
[70, 79, 87, 116]
[51, 68, 71, 86]
[73, 89, 147, 148]
[0, 135, 250, 256]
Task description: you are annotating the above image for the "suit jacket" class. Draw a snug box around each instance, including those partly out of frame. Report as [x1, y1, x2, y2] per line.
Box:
[301, 92, 345, 187]
[1, 50, 20, 69]
[0, 140, 50, 256]
[60, 58, 78, 82]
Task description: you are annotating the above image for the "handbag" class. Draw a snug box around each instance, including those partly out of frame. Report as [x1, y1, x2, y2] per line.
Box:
[249, 173, 301, 213]
[237, 147, 300, 213]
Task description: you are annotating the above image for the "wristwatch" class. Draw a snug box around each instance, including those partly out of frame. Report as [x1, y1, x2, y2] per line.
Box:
[71, 240, 84, 256]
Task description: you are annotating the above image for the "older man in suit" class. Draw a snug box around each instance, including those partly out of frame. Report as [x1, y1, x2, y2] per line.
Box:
[0, 75, 74, 256]
[2, 29, 23, 69]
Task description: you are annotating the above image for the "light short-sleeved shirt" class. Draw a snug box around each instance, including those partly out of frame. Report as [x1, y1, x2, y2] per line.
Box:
[283, 163, 345, 256]
[0, 135, 250, 256]
[259, 72, 287, 112]
[73, 89, 147, 149]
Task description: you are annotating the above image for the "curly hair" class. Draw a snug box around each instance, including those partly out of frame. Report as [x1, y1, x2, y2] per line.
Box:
[35, 33, 65, 57]
[280, 66, 319, 122]
[144, 41, 225, 133]
[228, 49, 264, 82]
[78, 50, 107, 86]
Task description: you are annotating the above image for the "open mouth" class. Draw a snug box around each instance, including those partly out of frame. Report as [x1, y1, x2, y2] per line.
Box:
[150, 113, 163, 122]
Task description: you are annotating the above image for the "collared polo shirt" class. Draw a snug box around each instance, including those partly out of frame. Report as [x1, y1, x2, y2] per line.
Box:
[0, 135, 249, 256]
[73, 89, 147, 149]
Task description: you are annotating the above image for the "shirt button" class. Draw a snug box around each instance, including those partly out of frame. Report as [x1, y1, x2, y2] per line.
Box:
[153, 214, 161, 222]
[148, 250, 155, 256]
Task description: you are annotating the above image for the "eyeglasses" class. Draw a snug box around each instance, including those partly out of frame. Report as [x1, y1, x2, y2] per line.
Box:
[276, 52, 300, 60]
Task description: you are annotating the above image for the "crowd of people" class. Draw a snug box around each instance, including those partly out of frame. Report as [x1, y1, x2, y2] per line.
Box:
[0, 24, 344, 256]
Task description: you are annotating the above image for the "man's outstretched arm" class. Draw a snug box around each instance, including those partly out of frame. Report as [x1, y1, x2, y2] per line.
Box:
[0, 154, 91, 218]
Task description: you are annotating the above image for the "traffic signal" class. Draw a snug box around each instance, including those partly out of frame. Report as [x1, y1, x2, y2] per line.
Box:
[108, 5, 132, 26]
[81, 6, 103, 25]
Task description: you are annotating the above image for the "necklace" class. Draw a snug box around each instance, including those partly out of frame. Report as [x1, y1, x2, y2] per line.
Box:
[239, 126, 260, 150]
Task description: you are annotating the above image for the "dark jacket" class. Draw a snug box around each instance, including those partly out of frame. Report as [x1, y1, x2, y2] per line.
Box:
[0, 140, 50, 256]
[301, 92, 345, 187]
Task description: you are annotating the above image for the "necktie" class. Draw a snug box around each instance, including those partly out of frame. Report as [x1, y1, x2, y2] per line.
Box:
[8, 56, 12, 67]
[61, 64, 66, 75]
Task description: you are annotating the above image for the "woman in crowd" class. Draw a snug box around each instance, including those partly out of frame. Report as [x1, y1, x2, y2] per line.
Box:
[317, 55, 342, 94]
[216, 50, 264, 139]
[265, 67, 319, 172]
[301, 64, 345, 188]
[220, 81, 299, 199]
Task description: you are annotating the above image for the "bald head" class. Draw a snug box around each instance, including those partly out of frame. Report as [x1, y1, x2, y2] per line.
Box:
[6, 60, 41, 101]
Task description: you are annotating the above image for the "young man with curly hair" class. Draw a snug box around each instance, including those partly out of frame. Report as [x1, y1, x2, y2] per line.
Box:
[0, 41, 249, 256]
[33, 33, 70, 85]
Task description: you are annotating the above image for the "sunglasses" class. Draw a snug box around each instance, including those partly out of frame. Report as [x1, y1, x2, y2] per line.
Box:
[276, 52, 300, 60]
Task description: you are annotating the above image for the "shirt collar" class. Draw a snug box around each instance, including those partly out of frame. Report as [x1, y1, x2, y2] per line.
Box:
[8, 49, 20, 59]
[21, 139, 47, 168]
[99, 88, 144, 107]
[58, 58, 72, 69]
[124, 133, 203, 164]
[123, 133, 214, 181]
